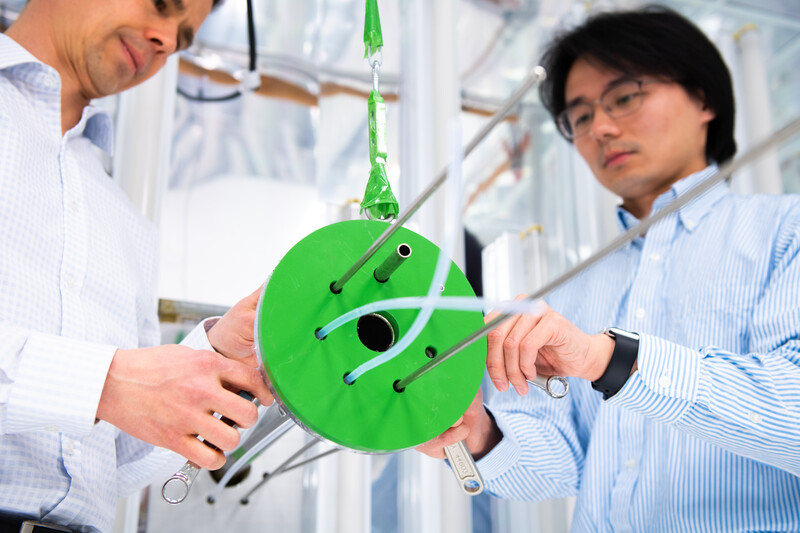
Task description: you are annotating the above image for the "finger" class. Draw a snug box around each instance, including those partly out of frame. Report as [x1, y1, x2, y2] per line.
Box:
[414, 424, 470, 459]
[244, 284, 264, 308]
[219, 360, 273, 407]
[178, 434, 227, 471]
[502, 311, 545, 396]
[519, 313, 561, 377]
[485, 313, 520, 391]
[194, 413, 243, 453]
[212, 388, 261, 429]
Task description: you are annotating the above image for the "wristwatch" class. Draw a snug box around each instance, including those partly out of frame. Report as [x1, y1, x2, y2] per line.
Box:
[591, 327, 640, 400]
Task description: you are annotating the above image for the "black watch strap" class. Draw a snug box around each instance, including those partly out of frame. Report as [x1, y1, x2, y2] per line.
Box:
[591, 327, 639, 400]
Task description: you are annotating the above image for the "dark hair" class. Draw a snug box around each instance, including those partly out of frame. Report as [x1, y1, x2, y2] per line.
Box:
[539, 5, 736, 165]
[212, 0, 223, 7]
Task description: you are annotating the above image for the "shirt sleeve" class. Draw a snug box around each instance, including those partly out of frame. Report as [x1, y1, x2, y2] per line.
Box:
[179, 317, 220, 351]
[612, 212, 800, 476]
[0, 324, 116, 437]
[477, 381, 595, 501]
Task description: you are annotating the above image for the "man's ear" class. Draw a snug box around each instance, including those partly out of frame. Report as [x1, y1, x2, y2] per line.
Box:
[700, 103, 716, 124]
[690, 87, 715, 122]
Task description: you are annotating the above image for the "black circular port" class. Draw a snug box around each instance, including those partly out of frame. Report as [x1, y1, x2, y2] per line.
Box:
[393, 379, 405, 393]
[425, 346, 438, 359]
[329, 281, 342, 294]
[357, 313, 396, 352]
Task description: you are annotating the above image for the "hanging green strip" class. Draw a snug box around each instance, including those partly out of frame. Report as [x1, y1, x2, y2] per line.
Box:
[362, 90, 398, 221]
[363, 0, 384, 57]
[360, 0, 398, 221]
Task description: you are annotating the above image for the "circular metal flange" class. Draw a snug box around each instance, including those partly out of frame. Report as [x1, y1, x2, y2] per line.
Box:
[255, 220, 485, 453]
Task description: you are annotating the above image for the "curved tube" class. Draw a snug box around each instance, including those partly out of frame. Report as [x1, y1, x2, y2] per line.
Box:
[317, 296, 546, 338]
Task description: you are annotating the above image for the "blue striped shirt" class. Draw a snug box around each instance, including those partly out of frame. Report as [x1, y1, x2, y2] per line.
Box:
[479, 166, 800, 531]
[0, 34, 211, 532]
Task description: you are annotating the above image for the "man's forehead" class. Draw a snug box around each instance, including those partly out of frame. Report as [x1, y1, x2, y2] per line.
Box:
[565, 60, 631, 101]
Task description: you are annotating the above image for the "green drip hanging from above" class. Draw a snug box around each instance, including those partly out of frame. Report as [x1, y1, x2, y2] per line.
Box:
[360, 0, 398, 221]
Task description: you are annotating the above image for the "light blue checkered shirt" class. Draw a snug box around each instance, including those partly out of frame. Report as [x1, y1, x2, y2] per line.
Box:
[0, 34, 211, 532]
[480, 165, 800, 531]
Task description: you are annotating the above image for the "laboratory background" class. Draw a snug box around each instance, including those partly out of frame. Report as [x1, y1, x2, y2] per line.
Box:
[1, 0, 798, 531]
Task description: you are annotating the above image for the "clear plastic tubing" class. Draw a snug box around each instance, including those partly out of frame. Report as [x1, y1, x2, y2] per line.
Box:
[316, 296, 546, 339]
[337, 122, 464, 385]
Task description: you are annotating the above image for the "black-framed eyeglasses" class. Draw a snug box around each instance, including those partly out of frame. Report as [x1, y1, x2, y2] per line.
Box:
[557, 80, 654, 140]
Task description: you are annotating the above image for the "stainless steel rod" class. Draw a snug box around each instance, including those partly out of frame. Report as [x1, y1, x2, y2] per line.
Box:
[395, 115, 800, 391]
[374, 243, 412, 282]
[330, 66, 547, 294]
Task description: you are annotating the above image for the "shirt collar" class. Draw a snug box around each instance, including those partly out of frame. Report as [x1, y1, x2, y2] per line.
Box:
[0, 33, 42, 70]
[616, 164, 728, 234]
[0, 34, 114, 155]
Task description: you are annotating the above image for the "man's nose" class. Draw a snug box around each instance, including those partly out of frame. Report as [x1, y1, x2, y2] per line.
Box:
[589, 106, 621, 141]
[144, 19, 179, 55]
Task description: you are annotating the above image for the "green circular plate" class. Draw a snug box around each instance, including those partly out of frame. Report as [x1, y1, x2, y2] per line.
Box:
[255, 220, 486, 453]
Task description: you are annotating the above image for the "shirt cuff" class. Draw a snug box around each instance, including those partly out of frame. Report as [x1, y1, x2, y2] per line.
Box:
[6, 333, 116, 436]
[476, 406, 522, 481]
[179, 317, 220, 351]
[611, 334, 700, 424]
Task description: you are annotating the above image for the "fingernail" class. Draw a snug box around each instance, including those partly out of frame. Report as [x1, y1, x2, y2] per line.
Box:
[492, 379, 507, 391]
[514, 385, 527, 396]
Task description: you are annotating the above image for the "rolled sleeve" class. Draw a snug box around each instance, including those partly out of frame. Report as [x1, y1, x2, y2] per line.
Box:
[611, 334, 700, 424]
[476, 406, 522, 480]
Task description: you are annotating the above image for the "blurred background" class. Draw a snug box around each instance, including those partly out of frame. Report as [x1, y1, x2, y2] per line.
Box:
[2, 0, 798, 531]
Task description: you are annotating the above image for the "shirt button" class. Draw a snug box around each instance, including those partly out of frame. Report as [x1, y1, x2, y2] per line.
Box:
[684, 219, 696, 230]
[649, 252, 661, 262]
[635, 308, 646, 319]
[70, 200, 80, 214]
[749, 412, 763, 424]
[64, 275, 76, 289]
[658, 375, 671, 389]
[45, 425, 58, 432]
[625, 458, 637, 470]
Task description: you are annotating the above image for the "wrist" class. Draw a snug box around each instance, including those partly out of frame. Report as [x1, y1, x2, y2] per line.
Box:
[588, 333, 616, 382]
[472, 408, 502, 461]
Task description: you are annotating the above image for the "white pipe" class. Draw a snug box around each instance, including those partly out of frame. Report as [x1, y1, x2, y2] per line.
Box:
[735, 24, 783, 194]
[113, 55, 178, 225]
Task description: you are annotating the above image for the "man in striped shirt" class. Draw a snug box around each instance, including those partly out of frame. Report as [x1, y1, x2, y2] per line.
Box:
[419, 6, 800, 531]
[0, 0, 273, 531]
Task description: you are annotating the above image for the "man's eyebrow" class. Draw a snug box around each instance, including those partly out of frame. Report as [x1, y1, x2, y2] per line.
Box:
[564, 76, 634, 108]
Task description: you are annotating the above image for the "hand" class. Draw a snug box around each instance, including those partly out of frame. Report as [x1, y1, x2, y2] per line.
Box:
[207, 285, 262, 367]
[485, 298, 614, 395]
[96, 344, 274, 470]
[415, 389, 502, 461]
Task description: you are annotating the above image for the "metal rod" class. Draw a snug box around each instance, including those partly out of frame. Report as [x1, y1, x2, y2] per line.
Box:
[240, 439, 320, 504]
[329, 66, 547, 294]
[374, 243, 412, 282]
[395, 115, 800, 391]
[273, 447, 339, 475]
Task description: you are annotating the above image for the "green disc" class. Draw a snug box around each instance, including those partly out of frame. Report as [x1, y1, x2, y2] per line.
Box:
[256, 220, 486, 453]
